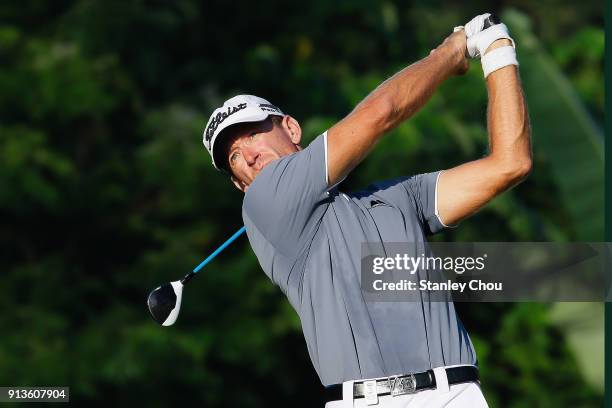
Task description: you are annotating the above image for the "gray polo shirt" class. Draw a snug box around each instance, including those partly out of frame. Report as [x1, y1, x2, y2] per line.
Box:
[242, 132, 476, 386]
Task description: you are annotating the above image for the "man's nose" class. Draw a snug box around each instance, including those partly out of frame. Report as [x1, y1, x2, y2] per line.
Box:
[242, 145, 259, 166]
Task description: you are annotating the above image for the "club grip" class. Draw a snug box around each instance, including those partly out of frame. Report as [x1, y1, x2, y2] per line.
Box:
[483, 14, 500, 29]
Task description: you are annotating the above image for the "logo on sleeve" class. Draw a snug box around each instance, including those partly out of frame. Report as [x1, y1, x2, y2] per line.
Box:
[205, 103, 248, 147]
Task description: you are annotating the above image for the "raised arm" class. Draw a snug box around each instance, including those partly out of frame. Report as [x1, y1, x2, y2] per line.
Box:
[326, 31, 469, 186]
[436, 38, 532, 226]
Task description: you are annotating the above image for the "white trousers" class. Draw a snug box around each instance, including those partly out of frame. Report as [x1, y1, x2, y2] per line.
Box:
[324, 366, 489, 408]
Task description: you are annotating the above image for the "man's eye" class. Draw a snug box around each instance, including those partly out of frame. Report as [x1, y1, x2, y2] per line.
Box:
[230, 152, 239, 163]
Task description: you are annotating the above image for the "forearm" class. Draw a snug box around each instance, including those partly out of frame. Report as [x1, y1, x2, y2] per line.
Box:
[486, 43, 532, 181]
[358, 46, 457, 133]
[326, 31, 466, 186]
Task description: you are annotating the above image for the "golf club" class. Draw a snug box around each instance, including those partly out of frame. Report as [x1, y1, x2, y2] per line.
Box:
[455, 13, 499, 33]
[147, 225, 247, 326]
[485, 13, 500, 26]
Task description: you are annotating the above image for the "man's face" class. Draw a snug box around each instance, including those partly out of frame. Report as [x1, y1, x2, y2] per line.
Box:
[221, 115, 302, 192]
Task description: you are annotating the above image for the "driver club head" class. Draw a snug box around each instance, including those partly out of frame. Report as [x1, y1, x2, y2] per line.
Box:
[147, 281, 184, 326]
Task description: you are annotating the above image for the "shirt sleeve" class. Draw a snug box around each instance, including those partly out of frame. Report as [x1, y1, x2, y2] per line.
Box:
[242, 132, 330, 258]
[368, 171, 452, 235]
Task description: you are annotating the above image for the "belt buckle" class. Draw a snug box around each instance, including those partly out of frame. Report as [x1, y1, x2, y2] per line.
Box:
[389, 374, 416, 397]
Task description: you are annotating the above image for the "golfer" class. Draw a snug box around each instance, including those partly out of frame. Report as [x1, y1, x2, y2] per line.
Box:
[203, 13, 531, 407]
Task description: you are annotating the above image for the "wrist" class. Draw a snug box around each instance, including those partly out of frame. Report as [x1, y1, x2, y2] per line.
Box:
[484, 38, 512, 56]
[481, 42, 518, 78]
[431, 43, 464, 77]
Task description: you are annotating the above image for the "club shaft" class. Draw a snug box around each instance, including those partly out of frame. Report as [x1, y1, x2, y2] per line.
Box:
[192, 226, 247, 274]
[483, 14, 499, 28]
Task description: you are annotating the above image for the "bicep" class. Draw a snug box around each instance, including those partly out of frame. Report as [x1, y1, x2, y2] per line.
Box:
[436, 157, 513, 226]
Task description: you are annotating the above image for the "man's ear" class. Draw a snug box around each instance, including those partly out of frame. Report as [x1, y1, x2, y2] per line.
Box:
[282, 115, 302, 147]
[231, 175, 248, 193]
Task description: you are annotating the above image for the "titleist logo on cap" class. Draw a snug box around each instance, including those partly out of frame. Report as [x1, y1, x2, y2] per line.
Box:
[205, 103, 248, 144]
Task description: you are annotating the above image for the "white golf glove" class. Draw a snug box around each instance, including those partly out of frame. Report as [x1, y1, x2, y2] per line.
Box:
[455, 13, 519, 78]
[454, 12, 491, 54]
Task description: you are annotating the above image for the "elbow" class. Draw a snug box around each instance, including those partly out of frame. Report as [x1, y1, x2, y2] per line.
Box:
[512, 125, 533, 182]
[491, 128, 533, 187]
[511, 154, 532, 181]
[489, 148, 532, 190]
[500, 156, 532, 186]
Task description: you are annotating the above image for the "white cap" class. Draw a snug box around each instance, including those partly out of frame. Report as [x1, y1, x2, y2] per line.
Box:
[203, 95, 284, 170]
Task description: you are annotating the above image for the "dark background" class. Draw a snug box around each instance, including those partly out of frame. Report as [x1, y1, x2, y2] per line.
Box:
[0, 1, 604, 406]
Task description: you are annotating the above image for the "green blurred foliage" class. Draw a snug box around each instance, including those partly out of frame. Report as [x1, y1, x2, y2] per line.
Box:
[0, 1, 603, 406]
